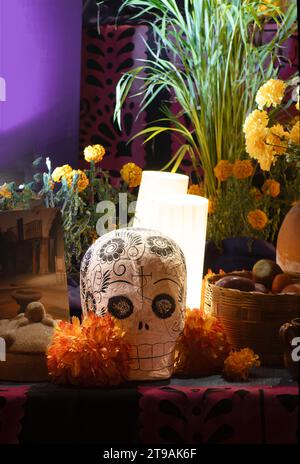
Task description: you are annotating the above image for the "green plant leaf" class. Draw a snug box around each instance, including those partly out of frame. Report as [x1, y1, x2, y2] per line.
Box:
[32, 156, 43, 167]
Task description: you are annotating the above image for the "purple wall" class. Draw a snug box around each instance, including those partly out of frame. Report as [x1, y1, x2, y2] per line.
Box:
[0, 0, 82, 182]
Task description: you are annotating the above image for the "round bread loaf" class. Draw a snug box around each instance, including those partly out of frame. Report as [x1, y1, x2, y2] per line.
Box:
[0, 302, 56, 381]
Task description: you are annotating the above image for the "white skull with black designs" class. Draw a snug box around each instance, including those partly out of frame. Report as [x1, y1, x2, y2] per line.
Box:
[80, 227, 187, 380]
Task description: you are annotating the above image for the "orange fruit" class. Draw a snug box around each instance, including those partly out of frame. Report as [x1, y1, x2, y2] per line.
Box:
[280, 283, 300, 294]
[271, 273, 293, 294]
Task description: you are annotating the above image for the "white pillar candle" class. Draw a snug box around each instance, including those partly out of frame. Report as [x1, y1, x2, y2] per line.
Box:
[133, 171, 189, 228]
[149, 193, 208, 309]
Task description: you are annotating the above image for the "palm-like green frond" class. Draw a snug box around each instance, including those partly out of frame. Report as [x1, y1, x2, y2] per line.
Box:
[114, 0, 297, 197]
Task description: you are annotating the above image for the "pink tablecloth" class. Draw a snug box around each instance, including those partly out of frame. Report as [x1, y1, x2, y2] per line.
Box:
[0, 385, 29, 444]
[139, 385, 298, 444]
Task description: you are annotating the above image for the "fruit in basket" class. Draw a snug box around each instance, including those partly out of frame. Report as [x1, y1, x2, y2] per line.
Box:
[280, 283, 300, 294]
[252, 259, 282, 289]
[271, 273, 293, 294]
[254, 283, 268, 293]
[276, 203, 300, 275]
[215, 275, 255, 291]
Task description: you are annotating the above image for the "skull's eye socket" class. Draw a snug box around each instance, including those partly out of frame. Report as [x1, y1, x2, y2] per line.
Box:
[152, 294, 175, 319]
[107, 296, 133, 319]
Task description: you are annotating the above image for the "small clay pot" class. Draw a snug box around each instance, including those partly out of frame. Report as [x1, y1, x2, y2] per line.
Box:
[11, 289, 42, 314]
[279, 318, 300, 380]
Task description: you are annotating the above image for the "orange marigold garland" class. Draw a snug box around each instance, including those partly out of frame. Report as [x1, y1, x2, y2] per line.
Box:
[174, 308, 231, 378]
[47, 312, 131, 387]
[223, 348, 260, 382]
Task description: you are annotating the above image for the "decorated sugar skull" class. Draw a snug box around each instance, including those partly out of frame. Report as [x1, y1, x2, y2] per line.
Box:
[80, 227, 187, 380]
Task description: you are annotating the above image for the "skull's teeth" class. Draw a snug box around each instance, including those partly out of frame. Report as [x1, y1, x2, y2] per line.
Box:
[152, 355, 162, 371]
[129, 342, 175, 371]
[129, 345, 138, 357]
[139, 358, 153, 371]
[130, 358, 139, 370]
[153, 343, 164, 358]
[164, 341, 174, 355]
[137, 344, 152, 359]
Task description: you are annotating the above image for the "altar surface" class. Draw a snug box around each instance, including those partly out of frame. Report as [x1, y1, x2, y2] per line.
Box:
[1, 367, 298, 445]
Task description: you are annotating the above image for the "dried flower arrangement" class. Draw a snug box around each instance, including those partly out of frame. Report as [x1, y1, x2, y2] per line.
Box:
[0, 146, 142, 273]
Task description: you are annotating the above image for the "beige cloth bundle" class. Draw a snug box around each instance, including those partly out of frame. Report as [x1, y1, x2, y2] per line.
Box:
[0, 302, 56, 381]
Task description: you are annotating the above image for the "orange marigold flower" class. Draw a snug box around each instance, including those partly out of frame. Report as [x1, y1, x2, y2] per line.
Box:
[214, 160, 233, 182]
[233, 160, 254, 179]
[65, 169, 89, 192]
[247, 209, 268, 230]
[262, 179, 280, 197]
[174, 308, 231, 378]
[251, 187, 263, 202]
[223, 348, 260, 382]
[47, 312, 131, 387]
[120, 162, 143, 188]
[188, 183, 204, 196]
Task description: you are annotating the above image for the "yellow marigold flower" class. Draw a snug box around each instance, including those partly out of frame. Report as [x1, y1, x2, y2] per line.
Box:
[66, 169, 89, 192]
[257, 0, 282, 14]
[289, 121, 300, 145]
[188, 183, 204, 196]
[245, 123, 288, 171]
[84, 144, 106, 163]
[0, 183, 12, 198]
[296, 100, 299, 111]
[262, 179, 280, 197]
[247, 209, 268, 230]
[243, 110, 269, 134]
[52, 164, 73, 182]
[245, 125, 274, 171]
[48, 180, 55, 191]
[251, 187, 263, 202]
[255, 79, 286, 110]
[89, 230, 99, 243]
[270, 123, 289, 139]
[259, 155, 274, 172]
[291, 115, 300, 126]
[208, 197, 216, 215]
[232, 160, 254, 179]
[214, 160, 233, 182]
[223, 348, 260, 382]
[266, 129, 287, 155]
[120, 162, 142, 188]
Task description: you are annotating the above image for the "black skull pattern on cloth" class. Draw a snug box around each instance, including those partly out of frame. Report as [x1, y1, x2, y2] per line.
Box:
[80, 228, 187, 380]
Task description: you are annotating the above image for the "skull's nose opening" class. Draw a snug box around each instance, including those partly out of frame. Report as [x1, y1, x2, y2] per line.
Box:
[138, 321, 150, 330]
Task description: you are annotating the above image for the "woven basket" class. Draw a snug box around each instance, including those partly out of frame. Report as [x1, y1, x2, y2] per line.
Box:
[204, 271, 300, 366]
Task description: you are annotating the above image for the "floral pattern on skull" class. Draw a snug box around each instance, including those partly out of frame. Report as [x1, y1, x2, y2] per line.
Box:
[80, 227, 187, 380]
[147, 236, 175, 258]
[97, 237, 125, 264]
